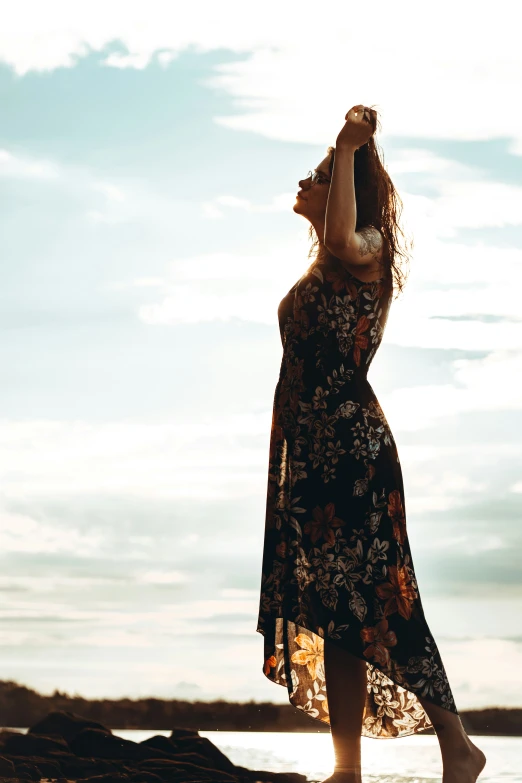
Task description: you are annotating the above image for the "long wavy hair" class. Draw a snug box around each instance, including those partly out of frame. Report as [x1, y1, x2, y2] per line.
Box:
[303, 106, 412, 298]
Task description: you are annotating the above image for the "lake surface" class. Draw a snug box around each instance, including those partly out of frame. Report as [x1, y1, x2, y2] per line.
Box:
[112, 729, 520, 783]
[9, 727, 521, 782]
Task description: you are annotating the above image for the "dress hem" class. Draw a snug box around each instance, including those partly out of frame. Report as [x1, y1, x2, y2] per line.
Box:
[256, 616, 452, 740]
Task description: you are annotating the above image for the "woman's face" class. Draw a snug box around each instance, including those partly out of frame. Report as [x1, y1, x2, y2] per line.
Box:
[293, 153, 332, 225]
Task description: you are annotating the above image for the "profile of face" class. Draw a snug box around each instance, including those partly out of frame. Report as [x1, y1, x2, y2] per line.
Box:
[293, 152, 332, 226]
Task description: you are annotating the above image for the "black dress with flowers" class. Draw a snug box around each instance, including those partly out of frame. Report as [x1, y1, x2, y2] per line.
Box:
[256, 258, 459, 739]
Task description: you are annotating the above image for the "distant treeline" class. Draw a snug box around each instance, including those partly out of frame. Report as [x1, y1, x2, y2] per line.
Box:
[0, 680, 521, 735]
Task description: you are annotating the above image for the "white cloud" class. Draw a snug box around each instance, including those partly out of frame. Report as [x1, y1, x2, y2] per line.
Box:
[134, 237, 309, 324]
[2, 3, 522, 712]
[401, 467, 488, 515]
[122, 145, 522, 345]
[4, 145, 521, 355]
[395, 440, 522, 517]
[424, 534, 507, 554]
[106, 277, 165, 289]
[0, 145, 191, 226]
[381, 350, 522, 434]
[201, 191, 296, 219]
[0, 412, 519, 519]
[0, 0, 520, 151]
[444, 637, 522, 708]
[386, 148, 458, 176]
[136, 232, 522, 350]
[135, 570, 188, 585]
[0, 509, 104, 554]
[0, 414, 272, 500]
[396, 174, 522, 248]
[0, 149, 59, 179]
[90, 182, 126, 202]
[139, 282, 274, 325]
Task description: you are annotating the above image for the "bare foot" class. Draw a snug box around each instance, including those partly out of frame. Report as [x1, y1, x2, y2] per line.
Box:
[442, 739, 487, 783]
[321, 771, 362, 783]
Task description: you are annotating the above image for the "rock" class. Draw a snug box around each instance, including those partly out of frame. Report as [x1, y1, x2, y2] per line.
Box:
[0, 756, 61, 779]
[0, 756, 15, 775]
[169, 728, 201, 740]
[140, 736, 237, 772]
[134, 757, 239, 781]
[233, 769, 308, 783]
[70, 729, 173, 761]
[255, 775, 308, 783]
[74, 775, 131, 783]
[126, 771, 163, 783]
[0, 710, 311, 783]
[1, 732, 69, 756]
[28, 712, 110, 745]
[128, 773, 163, 782]
[59, 755, 118, 778]
[26, 759, 62, 778]
[12, 761, 42, 780]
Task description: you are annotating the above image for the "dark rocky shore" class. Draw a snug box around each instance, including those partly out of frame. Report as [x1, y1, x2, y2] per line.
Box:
[0, 710, 309, 783]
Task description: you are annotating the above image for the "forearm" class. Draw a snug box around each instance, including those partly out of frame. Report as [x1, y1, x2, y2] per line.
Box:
[324, 144, 358, 250]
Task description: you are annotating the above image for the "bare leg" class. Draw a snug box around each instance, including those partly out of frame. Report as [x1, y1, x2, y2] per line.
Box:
[417, 694, 487, 783]
[322, 638, 367, 783]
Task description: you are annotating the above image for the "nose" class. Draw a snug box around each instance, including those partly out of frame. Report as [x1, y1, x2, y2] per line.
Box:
[298, 176, 310, 190]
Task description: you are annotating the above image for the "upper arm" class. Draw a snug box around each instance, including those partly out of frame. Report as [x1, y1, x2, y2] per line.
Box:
[325, 226, 384, 267]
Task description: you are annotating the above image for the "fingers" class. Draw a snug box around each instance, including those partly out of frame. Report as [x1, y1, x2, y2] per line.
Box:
[347, 104, 369, 121]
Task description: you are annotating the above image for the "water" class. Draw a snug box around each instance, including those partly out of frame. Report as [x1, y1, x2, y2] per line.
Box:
[7, 727, 521, 782]
[112, 729, 520, 783]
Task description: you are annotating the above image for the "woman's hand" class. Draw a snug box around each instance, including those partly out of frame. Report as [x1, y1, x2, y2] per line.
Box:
[336, 105, 376, 151]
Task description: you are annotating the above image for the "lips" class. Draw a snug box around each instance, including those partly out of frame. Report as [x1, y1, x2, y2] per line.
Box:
[297, 192, 307, 200]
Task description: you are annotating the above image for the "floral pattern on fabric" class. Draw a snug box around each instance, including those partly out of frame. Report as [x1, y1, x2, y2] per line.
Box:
[257, 259, 459, 739]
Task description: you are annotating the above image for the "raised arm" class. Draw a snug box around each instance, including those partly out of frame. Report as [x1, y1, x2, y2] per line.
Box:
[324, 144, 383, 267]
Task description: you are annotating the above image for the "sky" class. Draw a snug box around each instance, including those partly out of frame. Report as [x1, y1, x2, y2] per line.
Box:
[0, 0, 521, 712]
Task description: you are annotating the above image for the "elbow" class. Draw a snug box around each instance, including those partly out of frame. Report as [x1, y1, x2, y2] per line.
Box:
[325, 237, 347, 253]
[324, 232, 355, 252]
[324, 237, 357, 262]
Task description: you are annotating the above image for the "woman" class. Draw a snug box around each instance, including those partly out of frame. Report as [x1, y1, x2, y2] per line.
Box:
[256, 105, 487, 783]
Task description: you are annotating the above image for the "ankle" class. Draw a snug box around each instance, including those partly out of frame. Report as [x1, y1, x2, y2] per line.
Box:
[438, 732, 474, 757]
[332, 766, 362, 781]
[330, 772, 362, 783]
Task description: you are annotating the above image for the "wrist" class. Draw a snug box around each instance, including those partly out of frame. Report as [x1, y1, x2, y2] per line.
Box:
[334, 141, 358, 154]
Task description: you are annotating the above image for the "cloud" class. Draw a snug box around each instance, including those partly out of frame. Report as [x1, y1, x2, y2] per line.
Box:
[382, 350, 522, 433]
[0, 415, 272, 500]
[0, 0, 520, 151]
[442, 637, 522, 708]
[0, 149, 59, 179]
[426, 534, 507, 554]
[0, 509, 104, 554]
[1, 10, 521, 710]
[431, 315, 522, 324]
[109, 146, 522, 353]
[0, 144, 194, 229]
[135, 570, 188, 586]
[3, 145, 521, 353]
[202, 192, 296, 219]
[133, 238, 308, 325]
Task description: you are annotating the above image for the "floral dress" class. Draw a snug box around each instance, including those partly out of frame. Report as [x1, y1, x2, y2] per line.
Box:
[256, 258, 459, 739]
